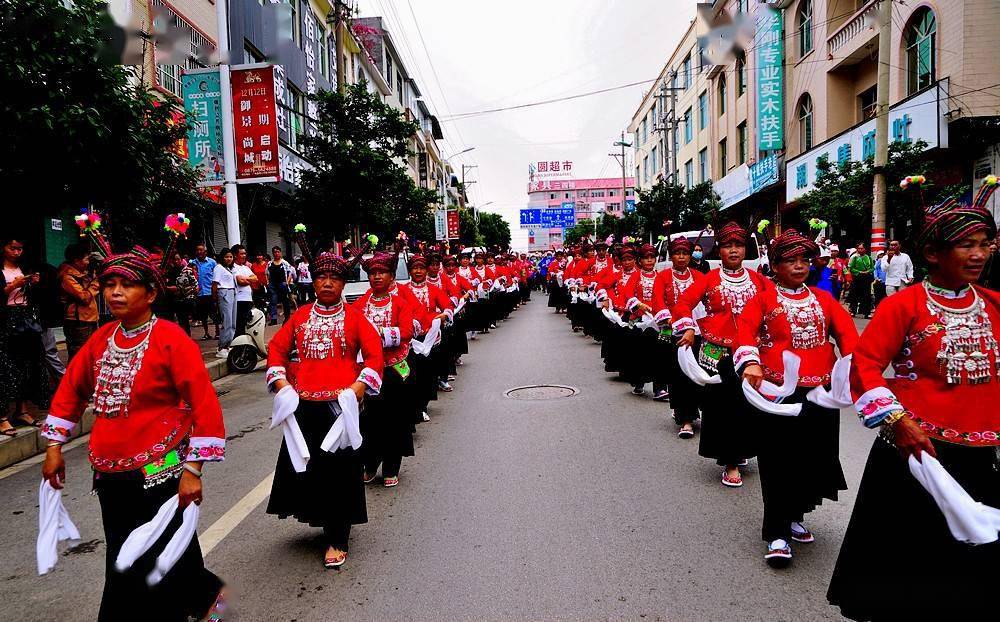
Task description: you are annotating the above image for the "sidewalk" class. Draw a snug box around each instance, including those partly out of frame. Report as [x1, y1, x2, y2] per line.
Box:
[0, 321, 281, 471]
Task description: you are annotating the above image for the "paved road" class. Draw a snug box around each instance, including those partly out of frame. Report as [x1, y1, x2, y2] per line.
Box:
[1, 298, 874, 621]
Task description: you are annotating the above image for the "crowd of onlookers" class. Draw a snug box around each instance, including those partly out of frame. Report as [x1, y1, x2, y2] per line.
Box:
[0, 237, 321, 436]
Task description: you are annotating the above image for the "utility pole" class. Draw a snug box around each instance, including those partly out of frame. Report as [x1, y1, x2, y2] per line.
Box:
[215, 0, 240, 245]
[870, 0, 892, 253]
[611, 131, 632, 220]
[332, 0, 348, 94]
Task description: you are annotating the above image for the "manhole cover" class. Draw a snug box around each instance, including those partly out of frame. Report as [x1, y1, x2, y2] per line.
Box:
[505, 385, 579, 400]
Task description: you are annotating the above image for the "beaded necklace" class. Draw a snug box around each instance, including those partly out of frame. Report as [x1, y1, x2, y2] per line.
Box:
[409, 280, 430, 308]
[776, 286, 826, 349]
[923, 281, 999, 384]
[302, 302, 346, 359]
[639, 270, 656, 300]
[672, 268, 693, 303]
[93, 316, 157, 419]
[364, 292, 393, 329]
[719, 267, 756, 315]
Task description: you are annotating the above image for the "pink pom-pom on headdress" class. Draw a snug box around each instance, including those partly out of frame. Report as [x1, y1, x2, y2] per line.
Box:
[163, 213, 191, 237]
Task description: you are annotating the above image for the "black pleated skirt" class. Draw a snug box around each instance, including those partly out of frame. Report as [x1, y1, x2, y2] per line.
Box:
[663, 338, 700, 425]
[360, 366, 416, 459]
[94, 469, 222, 622]
[267, 399, 368, 529]
[697, 353, 756, 465]
[827, 437, 1000, 621]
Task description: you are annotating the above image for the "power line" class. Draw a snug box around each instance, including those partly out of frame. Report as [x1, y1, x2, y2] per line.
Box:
[443, 79, 657, 120]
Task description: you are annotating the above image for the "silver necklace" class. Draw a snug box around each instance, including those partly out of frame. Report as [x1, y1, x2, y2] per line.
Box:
[93, 317, 158, 418]
[302, 303, 346, 359]
[777, 288, 826, 349]
[923, 282, 999, 384]
[719, 268, 756, 315]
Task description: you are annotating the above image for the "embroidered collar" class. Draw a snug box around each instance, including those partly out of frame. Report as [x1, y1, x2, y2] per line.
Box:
[722, 267, 745, 277]
[673, 268, 691, 279]
[121, 315, 157, 339]
[369, 292, 391, 303]
[776, 284, 807, 295]
[313, 302, 344, 315]
[641, 270, 656, 278]
[925, 280, 972, 299]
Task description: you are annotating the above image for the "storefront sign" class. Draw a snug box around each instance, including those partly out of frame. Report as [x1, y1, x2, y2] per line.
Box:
[446, 210, 461, 239]
[755, 6, 784, 152]
[435, 208, 448, 240]
[231, 64, 280, 183]
[714, 163, 750, 211]
[786, 81, 949, 203]
[529, 160, 574, 181]
[749, 154, 779, 195]
[181, 69, 224, 187]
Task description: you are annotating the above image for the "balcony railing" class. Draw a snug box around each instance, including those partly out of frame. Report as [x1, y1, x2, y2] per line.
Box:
[827, 0, 877, 55]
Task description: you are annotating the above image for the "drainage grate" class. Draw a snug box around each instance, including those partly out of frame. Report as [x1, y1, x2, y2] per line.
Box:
[505, 385, 579, 400]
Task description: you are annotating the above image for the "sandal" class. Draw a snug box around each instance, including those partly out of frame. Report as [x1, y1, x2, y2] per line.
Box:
[324, 548, 347, 569]
[14, 414, 40, 428]
[363, 472, 378, 484]
[383, 476, 399, 488]
[0, 419, 17, 437]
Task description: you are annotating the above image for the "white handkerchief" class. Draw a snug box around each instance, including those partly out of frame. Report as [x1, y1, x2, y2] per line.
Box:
[320, 392, 363, 453]
[37, 480, 81, 575]
[146, 501, 200, 586]
[742, 379, 803, 416]
[908, 453, 1000, 545]
[115, 494, 179, 572]
[677, 345, 722, 386]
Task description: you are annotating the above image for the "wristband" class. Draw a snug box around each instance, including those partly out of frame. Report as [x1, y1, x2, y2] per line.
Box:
[47, 441, 63, 448]
[882, 410, 908, 428]
[182, 463, 203, 478]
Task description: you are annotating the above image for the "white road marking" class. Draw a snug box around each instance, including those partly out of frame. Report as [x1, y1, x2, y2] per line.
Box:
[200, 471, 274, 556]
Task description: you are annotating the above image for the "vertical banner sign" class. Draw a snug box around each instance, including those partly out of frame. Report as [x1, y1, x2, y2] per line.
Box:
[303, 15, 319, 139]
[231, 65, 280, 183]
[755, 7, 784, 153]
[434, 208, 448, 241]
[181, 69, 224, 187]
[446, 210, 461, 239]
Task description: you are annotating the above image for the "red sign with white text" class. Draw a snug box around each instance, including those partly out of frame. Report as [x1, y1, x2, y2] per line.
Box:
[231, 65, 280, 183]
[446, 210, 460, 239]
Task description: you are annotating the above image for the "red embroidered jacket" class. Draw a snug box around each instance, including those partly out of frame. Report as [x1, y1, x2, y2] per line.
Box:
[352, 288, 416, 366]
[671, 268, 771, 349]
[400, 280, 454, 331]
[850, 284, 1000, 446]
[440, 270, 474, 300]
[734, 286, 858, 387]
[266, 302, 384, 401]
[619, 269, 660, 318]
[42, 320, 226, 471]
[652, 268, 704, 325]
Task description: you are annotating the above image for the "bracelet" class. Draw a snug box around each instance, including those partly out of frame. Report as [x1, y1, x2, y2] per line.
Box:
[882, 410, 908, 428]
[182, 463, 203, 478]
[46, 441, 63, 448]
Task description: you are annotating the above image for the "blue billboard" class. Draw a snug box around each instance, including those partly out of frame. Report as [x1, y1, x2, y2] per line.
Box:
[519, 209, 543, 228]
[541, 205, 575, 228]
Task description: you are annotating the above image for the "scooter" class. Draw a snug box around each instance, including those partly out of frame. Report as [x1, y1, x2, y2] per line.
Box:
[227, 306, 268, 373]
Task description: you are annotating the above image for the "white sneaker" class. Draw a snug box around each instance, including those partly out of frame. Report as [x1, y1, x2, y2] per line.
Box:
[216, 349, 230, 358]
[421, 411, 430, 422]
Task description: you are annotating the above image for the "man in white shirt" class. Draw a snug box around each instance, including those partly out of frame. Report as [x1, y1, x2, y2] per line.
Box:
[880, 240, 914, 296]
[212, 248, 238, 356]
[230, 244, 257, 336]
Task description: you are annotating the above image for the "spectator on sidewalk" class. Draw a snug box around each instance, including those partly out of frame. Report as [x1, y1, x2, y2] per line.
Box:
[191, 243, 219, 341]
[267, 246, 293, 325]
[296, 256, 314, 304]
[0, 237, 52, 434]
[35, 261, 67, 386]
[212, 248, 237, 358]
[808, 247, 838, 297]
[847, 242, 875, 318]
[880, 239, 914, 295]
[873, 250, 888, 306]
[250, 250, 269, 311]
[164, 251, 197, 335]
[231, 244, 257, 335]
[829, 245, 846, 301]
[58, 243, 101, 360]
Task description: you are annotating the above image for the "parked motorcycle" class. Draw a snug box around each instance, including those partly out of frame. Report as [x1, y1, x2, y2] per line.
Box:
[227, 306, 268, 373]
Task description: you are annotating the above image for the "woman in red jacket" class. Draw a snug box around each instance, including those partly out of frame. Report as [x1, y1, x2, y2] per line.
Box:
[828, 182, 1000, 621]
[265, 253, 384, 569]
[673, 222, 770, 488]
[401, 254, 454, 421]
[652, 237, 705, 437]
[736, 229, 857, 567]
[42, 248, 227, 620]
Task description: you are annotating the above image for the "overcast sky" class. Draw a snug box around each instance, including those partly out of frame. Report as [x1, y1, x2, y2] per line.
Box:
[355, 0, 696, 250]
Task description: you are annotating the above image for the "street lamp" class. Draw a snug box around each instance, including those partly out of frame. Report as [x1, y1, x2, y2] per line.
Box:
[443, 146, 476, 160]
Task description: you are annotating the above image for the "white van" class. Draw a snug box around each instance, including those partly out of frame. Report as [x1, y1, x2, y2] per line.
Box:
[654, 229, 766, 272]
[343, 250, 412, 303]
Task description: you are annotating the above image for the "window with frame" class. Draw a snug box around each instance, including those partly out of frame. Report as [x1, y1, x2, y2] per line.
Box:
[287, 0, 300, 47]
[385, 53, 393, 89]
[736, 51, 746, 97]
[651, 146, 658, 172]
[858, 85, 877, 120]
[798, 0, 813, 57]
[643, 156, 649, 184]
[719, 137, 728, 174]
[609, 189, 617, 197]
[152, 0, 213, 97]
[315, 17, 328, 79]
[683, 55, 691, 88]
[718, 75, 727, 116]
[737, 122, 748, 164]
[641, 117, 648, 144]
[699, 148, 708, 182]
[683, 107, 692, 143]
[698, 91, 708, 130]
[289, 87, 305, 151]
[906, 8, 936, 95]
[684, 160, 694, 189]
[798, 94, 813, 152]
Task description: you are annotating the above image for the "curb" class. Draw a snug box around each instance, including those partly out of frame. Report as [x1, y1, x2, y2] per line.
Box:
[0, 356, 233, 472]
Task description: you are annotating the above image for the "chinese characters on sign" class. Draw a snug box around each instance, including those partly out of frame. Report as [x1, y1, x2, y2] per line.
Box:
[529, 160, 574, 181]
[520, 209, 543, 229]
[435, 208, 448, 240]
[749, 154, 779, 195]
[181, 69, 224, 187]
[231, 65, 280, 183]
[755, 7, 784, 152]
[302, 15, 319, 139]
[446, 210, 461, 239]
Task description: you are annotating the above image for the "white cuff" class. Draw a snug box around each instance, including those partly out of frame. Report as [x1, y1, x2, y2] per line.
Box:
[40, 415, 76, 443]
[626, 297, 641, 312]
[443, 308, 454, 322]
[266, 366, 287, 390]
[381, 327, 401, 348]
[671, 317, 697, 334]
[733, 345, 760, 371]
[185, 437, 226, 462]
[855, 386, 904, 428]
[357, 367, 382, 396]
[653, 309, 671, 326]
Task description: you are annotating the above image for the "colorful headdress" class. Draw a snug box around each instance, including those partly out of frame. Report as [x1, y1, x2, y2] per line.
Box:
[160, 213, 191, 273]
[619, 245, 638, 260]
[99, 246, 166, 293]
[668, 236, 693, 254]
[716, 221, 748, 245]
[407, 254, 429, 269]
[916, 176, 998, 248]
[638, 243, 657, 258]
[311, 252, 350, 279]
[362, 251, 397, 274]
[768, 228, 819, 264]
[74, 209, 112, 258]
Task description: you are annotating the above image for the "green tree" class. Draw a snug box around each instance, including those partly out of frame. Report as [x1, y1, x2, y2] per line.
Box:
[477, 212, 511, 250]
[295, 81, 439, 242]
[2, 0, 205, 246]
[458, 208, 482, 247]
[563, 219, 596, 245]
[634, 180, 720, 239]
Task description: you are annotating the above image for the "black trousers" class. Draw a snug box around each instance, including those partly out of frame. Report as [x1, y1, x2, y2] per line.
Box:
[323, 522, 351, 551]
[95, 470, 221, 622]
[849, 273, 873, 316]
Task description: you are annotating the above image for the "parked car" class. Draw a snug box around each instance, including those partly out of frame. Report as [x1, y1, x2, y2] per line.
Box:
[655, 229, 766, 272]
[343, 250, 411, 303]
